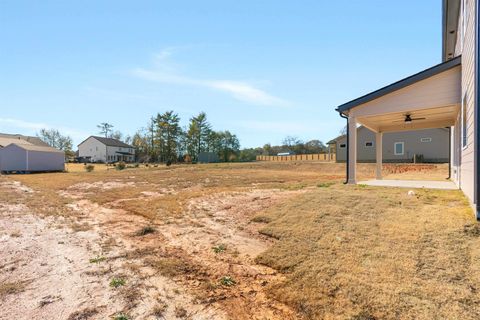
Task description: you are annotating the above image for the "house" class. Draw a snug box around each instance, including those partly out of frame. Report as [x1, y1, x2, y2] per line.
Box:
[335, 0, 479, 218]
[0, 134, 65, 173]
[328, 126, 449, 163]
[0, 133, 50, 148]
[78, 136, 135, 163]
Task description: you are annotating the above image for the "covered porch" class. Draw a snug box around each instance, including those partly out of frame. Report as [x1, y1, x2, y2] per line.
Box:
[336, 56, 461, 188]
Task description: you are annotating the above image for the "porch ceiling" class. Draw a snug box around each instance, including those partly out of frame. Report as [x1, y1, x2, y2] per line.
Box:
[337, 56, 462, 133]
[357, 104, 459, 133]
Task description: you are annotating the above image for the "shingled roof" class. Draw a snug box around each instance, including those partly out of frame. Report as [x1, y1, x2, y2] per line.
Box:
[81, 136, 133, 148]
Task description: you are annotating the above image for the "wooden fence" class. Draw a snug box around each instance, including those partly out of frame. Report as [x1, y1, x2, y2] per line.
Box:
[256, 153, 336, 162]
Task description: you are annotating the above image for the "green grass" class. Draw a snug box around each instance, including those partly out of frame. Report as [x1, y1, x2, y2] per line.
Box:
[109, 277, 126, 288]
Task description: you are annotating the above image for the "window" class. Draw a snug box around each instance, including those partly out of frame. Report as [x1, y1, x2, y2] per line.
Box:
[394, 142, 404, 155]
[365, 141, 373, 147]
[339, 143, 346, 148]
[420, 138, 432, 143]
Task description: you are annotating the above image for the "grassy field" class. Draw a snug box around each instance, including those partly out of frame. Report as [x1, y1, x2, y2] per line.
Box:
[0, 161, 477, 319]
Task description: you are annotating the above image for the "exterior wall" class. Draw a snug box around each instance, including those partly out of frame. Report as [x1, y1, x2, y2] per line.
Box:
[106, 146, 135, 163]
[0, 145, 64, 172]
[0, 145, 27, 171]
[27, 150, 65, 171]
[79, 137, 135, 163]
[336, 127, 449, 163]
[454, 0, 476, 206]
[78, 137, 107, 162]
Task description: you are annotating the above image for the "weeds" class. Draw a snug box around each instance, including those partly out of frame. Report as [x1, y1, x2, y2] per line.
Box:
[85, 164, 95, 172]
[219, 276, 236, 287]
[317, 182, 335, 188]
[212, 244, 227, 253]
[174, 306, 187, 318]
[67, 307, 99, 320]
[110, 277, 126, 288]
[251, 215, 272, 223]
[89, 256, 106, 264]
[113, 313, 129, 320]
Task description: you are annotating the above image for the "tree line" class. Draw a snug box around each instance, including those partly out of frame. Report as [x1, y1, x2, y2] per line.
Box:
[121, 111, 239, 163]
[238, 136, 328, 161]
[36, 116, 328, 164]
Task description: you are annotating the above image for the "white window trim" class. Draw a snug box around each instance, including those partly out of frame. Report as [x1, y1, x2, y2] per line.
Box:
[420, 137, 432, 143]
[394, 142, 404, 156]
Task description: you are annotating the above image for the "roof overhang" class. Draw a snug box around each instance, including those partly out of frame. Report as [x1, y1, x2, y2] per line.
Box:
[443, 0, 461, 61]
[336, 56, 462, 133]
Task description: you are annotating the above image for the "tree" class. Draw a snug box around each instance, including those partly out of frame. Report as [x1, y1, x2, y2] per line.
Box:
[304, 139, 326, 153]
[216, 131, 240, 162]
[110, 130, 123, 141]
[37, 128, 73, 155]
[155, 111, 182, 163]
[97, 123, 114, 138]
[186, 112, 211, 161]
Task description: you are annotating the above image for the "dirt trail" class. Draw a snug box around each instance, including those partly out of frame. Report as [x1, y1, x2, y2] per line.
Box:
[1, 177, 301, 319]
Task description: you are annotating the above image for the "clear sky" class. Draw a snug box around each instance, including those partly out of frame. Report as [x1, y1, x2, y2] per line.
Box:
[0, 0, 441, 148]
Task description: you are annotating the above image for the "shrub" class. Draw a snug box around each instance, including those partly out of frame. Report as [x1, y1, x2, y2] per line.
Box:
[85, 164, 95, 172]
[212, 244, 227, 253]
[134, 163, 140, 168]
[116, 161, 126, 170]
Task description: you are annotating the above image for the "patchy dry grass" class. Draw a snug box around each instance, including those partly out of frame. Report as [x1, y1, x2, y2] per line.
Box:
[2, 161, 473, 320]
[255, 184, 477, 319]
[0, 281, 27, 298]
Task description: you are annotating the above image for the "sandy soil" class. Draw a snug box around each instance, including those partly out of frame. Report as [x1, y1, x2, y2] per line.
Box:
[0, 177, 301, 319]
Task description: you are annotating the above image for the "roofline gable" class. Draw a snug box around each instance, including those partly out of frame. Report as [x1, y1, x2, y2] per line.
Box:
[335, 55, 461, 113]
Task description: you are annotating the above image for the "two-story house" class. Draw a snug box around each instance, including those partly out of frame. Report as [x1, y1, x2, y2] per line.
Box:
[78, 136, 135, 163]
[335, 0, 479, 218]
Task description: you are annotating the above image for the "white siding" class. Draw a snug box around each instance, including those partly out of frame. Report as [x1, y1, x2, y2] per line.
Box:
[454, 0, 476, 206]
[78, 137, 107, 162]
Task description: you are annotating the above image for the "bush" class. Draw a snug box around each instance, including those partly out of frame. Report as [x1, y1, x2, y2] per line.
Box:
[85, 164, 95, 172]
[134, 163, 140, 168]
[116, 161, 126, 170]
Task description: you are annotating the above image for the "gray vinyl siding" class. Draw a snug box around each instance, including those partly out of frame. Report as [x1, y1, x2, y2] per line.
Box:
[0, 144, 64, 172]
[335, 127, 449, 163]
[454, 0, 476, 206]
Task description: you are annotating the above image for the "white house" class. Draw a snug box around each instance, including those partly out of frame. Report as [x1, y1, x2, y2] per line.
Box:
[78, 136, 135, 163]
[335, 0, 480, 218]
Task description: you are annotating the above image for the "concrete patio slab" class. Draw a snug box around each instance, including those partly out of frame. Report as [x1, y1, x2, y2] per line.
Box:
[360, 179, 458, 190]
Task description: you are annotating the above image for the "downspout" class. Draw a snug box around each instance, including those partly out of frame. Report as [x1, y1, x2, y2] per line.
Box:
[339, 111, 349, 184]
[476, 0, 480, 219]
[448, 127, 451, 179]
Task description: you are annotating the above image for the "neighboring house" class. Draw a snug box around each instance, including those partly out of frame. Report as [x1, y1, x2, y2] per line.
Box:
[78, 136, 135, 163]
[0, 134, 65, 173]
[335, 0, 480, 218]
[0, 133, 50, 148]
[328, 126, 449, 163]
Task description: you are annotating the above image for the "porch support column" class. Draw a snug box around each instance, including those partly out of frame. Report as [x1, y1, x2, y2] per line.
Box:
[376, 132, 383, 180]
[348, 116, 357, 184]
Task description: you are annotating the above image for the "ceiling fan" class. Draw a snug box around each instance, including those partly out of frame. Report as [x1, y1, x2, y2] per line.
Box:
[392, 114, 426, 124]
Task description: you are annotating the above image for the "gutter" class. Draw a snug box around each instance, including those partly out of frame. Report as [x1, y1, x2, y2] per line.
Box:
[476, 0, 480, 220]
[338, 111, 349, 184]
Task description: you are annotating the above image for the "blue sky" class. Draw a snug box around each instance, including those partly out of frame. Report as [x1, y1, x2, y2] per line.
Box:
[0, 1, 441, 148]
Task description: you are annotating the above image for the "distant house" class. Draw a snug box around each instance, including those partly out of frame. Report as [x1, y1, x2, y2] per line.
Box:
[78, 136, 135, 163]
[328, 126, 449, 163]
[0, 134, 65, 173]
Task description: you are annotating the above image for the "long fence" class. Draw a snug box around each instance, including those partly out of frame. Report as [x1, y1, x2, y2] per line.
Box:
[256, 153, 336, 162]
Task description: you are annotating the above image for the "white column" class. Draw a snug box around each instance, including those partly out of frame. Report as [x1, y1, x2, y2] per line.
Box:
[376, 132, 383, 180]
[348, 116, 357, 184]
